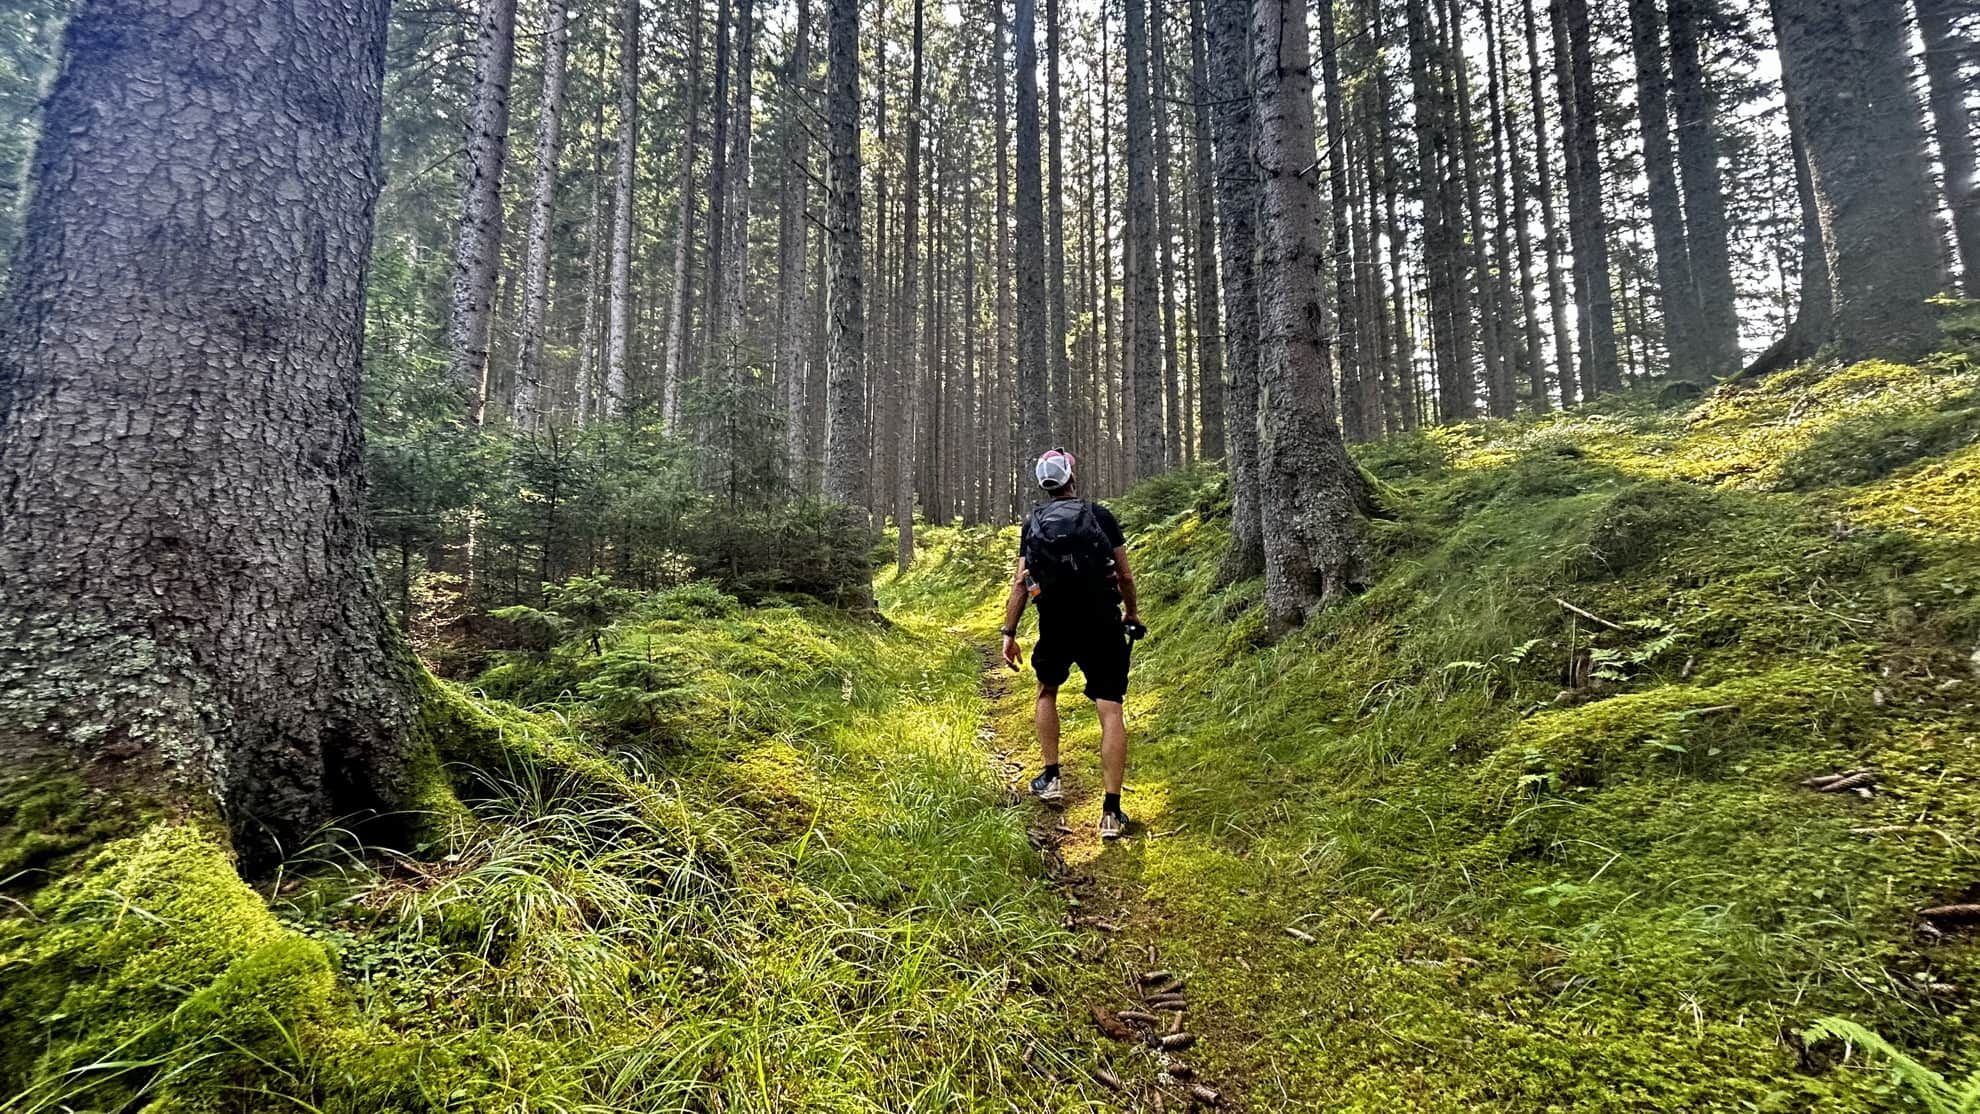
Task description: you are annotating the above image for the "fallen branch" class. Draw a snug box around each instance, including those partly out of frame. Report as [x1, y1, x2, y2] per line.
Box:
[1553, 596, 1625, 631]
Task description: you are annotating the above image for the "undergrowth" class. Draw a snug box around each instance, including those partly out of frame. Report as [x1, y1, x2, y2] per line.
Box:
[885, 355, 1980, 1112]
[3, 595, 1086, 1111]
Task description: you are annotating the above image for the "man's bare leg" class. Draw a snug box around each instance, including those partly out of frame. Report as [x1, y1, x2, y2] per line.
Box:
[1096, 699, 1127, 795]
[1036, 685, 1062, 767]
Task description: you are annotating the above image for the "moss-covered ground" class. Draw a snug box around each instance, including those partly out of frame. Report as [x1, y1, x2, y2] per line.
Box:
[882, 355, 1980, 1112]
[8, 355, 1980, 1112]
[3, 589, 1097, 1112]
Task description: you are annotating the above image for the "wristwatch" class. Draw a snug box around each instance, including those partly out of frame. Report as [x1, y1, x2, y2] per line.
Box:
[1000, 626, 1017, 638]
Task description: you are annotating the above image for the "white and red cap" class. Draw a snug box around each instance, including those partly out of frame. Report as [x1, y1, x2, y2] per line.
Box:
[1034, 449, 1077, 491]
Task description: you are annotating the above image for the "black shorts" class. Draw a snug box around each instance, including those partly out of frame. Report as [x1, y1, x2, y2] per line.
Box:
[1033, 608, 1130, 703]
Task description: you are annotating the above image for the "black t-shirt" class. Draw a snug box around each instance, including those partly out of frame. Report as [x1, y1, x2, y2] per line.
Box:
[1020, 497, 1127, 616]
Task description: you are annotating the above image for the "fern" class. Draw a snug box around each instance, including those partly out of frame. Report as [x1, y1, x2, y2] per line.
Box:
[1802, 1018, 1980, 1114]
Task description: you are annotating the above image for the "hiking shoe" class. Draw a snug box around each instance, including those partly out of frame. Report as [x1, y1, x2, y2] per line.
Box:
[1099, 808, 1130, 840]
[1030, 770, 1065, 803]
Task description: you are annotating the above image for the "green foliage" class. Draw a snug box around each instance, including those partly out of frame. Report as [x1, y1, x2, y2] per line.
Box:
[1803, 1019, 1980, 1114]
[889, 356, 1980, 1111]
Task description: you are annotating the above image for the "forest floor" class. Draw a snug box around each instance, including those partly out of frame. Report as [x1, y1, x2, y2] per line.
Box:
[11, 353, 1980, 1113]
[882, 350, 1980, 1112]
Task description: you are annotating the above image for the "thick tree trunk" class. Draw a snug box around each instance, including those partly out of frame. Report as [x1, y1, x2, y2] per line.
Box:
[1776, 0, 1945, 361]
[0, 0, 419, 867]
[1015, 0, 1049, 467]
[603, 0, 640, 416]
[1626, 0, 1702, 380]
[719, 0, 755, 390]
[1522, 0, 1575, 406]
[1917, 0, 1980, 294]
[514, 0, 570, 434]
[1554, 0, 1620, 397]
[821, 0, 869, 511]
[1126, 0, 1165, 480]
[1667, 0, 1741, 377]
[1186, 0, 1226, 460]
[448, 0, 520, 418]
[1251, 0, 1369, 634]
[1207, 0, 1262, 581]
[1318, 0, 1364, 438]
[662, 0, 703, 430]
[776, 0, 813, 481]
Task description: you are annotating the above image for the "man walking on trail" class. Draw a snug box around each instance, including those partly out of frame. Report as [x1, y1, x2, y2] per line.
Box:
[1002, 450, 1144, 840]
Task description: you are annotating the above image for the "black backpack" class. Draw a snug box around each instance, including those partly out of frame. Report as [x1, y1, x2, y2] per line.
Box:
[1023, 499, 1115, 597]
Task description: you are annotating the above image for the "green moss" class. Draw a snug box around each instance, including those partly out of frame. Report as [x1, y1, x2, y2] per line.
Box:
[888, 351, 1980, 1110]
[0, 822, 340, 1109]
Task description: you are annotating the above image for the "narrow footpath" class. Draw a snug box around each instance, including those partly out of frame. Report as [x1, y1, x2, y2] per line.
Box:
[971, 639, 1245, 1112]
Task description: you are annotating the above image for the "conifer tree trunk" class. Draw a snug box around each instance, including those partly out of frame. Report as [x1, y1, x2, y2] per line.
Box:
[1186, 0, 1226, 460]
[1554, 0, 1620, 397]
[897, 0, 924, 569]
[1207, 0, 1262, 580]
[515, 0, 570, 435]
[0, 0, 420, 866]
[1482, 0, 1535, 409]
[1448, 0, 1503, 419]
[663, 0, 704, 430]
[1318, 0, 1364, 438]
[1153, 4, 1183, 466]
[1015, 0, 1049, 466]
[719, 0, 755, 389]
[1522, 0, 1574, 405]
[1916, 0, 1980, 294]
[821, 0, 868, 510]
[1046, 0, 1072, 445]
[1251, 0, 1369, 633]
[1667, 0, 1740, 376]
[448, 0, 520, 418]
[991, 0, 1013, 512]
[1127, 0, 1165, 479]
[776, 0, 814, 480]
[1775, 0, 1946, 360]
[1626, 0, 1701, 379]
[604, 0, 640, 416]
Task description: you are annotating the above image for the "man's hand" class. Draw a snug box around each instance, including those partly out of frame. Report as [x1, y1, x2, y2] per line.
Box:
[1001, 634, 1023, 671]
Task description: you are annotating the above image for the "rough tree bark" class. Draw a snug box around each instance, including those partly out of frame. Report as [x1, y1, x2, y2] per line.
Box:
[821, 0, 868, 511]
[0, 0, 420, 867]
[896, 0, 923, 569]
[661, 0, 703, 429]
[1046, 0, 1072, 445]
[1917, 0, 1980, 294]
[1625, 0, 1701, 379]
[448, 0, 520, 420]
[776, 0, 814, 478]
[1520, 0, 1574, 406]
[1186, 0, 1226, 460]
[514, 0, 571, 433]
[1015, 0, 1049, 466]
[1775, 0, 1946, 361]
[1153, 4, 1183, 466]
[1126, 0, 1165, 479]
[1554, 0, 1620, 397]
[1251, 0, 1369, 633]
[603, 0, 639, 415]
[1207, 0, 1262, 581]
[1740, 0, 1831, 377]
[1667, 0, 1741, 376]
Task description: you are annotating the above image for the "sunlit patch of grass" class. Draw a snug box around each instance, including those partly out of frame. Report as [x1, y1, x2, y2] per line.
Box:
[891, 355, 1980, 1111]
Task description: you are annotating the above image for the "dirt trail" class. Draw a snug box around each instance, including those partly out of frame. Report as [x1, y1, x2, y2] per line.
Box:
[971, 640, 1243, 1112]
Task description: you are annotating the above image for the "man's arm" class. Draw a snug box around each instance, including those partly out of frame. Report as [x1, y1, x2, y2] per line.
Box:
[1113, 546, 1139, 623]
[1001, 554, 1029, 668]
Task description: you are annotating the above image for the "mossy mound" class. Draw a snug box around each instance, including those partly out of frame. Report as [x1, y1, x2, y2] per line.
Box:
[889, 355, 1980, 1111]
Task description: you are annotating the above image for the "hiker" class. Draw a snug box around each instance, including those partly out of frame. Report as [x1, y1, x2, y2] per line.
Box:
[1001, 449, 1144, 840]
